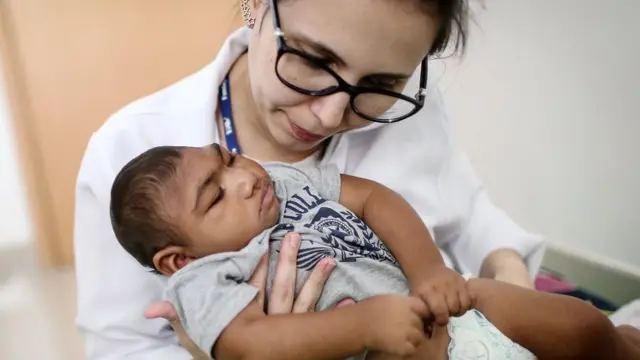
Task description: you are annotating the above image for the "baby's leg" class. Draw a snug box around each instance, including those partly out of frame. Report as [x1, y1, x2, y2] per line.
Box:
[617, 325, 640, 353]
[468, 278, 640, 360]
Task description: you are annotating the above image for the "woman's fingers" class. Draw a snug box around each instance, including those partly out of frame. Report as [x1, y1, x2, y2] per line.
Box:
[268, 233, 301, 314]
[144, 302, 207, 358]
[170, 318, 209, 359]
[292, 257, 336, 313]
[248, 254, 269, 287]
[248, 254, 269, 309]
[144, 301, 178, 321]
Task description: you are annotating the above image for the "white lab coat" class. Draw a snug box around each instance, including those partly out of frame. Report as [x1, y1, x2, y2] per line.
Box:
[73, 28, 545, 359]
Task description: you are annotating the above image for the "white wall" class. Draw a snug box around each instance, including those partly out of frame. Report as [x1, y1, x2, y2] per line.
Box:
[0, 58, 33, 249]
[437, 0, 640, 274]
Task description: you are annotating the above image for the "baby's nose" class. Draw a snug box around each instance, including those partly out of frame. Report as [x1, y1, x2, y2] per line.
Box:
[230, 168, 258, 198]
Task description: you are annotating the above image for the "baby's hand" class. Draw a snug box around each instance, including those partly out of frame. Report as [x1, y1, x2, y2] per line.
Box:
[359, 295, 429, 357]
[410, 266, 472, 326]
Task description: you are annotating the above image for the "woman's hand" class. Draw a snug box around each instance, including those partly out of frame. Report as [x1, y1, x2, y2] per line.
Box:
[144, 232, 352, 357]
[265, 233, 344, 313]
[479, 248, 535, 289]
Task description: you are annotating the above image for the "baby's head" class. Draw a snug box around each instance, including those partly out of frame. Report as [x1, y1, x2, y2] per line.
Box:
[110, 144, 280, 276]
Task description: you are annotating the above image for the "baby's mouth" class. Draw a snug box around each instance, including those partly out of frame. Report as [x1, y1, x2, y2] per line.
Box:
[258, 179, 275, 214]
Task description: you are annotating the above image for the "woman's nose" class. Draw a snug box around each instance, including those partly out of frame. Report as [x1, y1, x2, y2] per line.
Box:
[311, 92, 350, 130]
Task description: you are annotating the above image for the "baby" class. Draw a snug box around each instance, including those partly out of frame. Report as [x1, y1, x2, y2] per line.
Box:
[110, 144, 640, 360]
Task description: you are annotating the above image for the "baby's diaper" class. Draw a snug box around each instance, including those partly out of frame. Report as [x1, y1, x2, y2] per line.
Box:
[447, 310, 536, 360]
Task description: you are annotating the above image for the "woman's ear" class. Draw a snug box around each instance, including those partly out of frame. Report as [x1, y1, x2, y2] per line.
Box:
[153, 246, 195, 277]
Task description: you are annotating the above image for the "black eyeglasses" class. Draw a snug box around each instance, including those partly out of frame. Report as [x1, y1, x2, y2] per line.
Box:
[269, 0, 428, 123]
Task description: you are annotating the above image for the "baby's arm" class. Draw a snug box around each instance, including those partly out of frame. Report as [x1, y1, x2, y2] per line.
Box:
[214, 294, 429, 360]
[214, 297, 367, 360]
[467, 278, 640, 360]
[338, 175, 444, 282]
[339, 175, 471, 324]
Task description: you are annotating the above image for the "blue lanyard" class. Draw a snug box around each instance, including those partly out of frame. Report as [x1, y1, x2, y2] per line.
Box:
[219, 75, 241, 154]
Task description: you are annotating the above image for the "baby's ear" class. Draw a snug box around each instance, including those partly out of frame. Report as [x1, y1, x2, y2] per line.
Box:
[153, 246, 194, 276]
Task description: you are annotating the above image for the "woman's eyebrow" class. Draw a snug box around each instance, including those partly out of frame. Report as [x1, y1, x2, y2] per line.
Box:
[291, 33, 346, 66]
[290, 34, 412, 79]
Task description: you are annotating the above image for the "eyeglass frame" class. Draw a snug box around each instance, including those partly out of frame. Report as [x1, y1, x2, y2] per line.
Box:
[268, 0, 429, 124]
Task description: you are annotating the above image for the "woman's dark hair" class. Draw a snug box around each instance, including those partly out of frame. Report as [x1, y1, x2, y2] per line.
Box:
[252, 0, 469, 57]
[420, 0, 469, 57]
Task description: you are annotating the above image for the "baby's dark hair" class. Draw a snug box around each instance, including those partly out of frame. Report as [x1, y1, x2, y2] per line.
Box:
[110, 146, 185, 272]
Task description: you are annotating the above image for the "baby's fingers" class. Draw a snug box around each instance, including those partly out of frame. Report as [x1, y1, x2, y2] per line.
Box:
[445, 287, 462, 317]
[409, 296, 430, 318]
[424, 293, 449, 326]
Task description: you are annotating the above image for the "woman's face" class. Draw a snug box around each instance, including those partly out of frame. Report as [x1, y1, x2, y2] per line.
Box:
[247, 0, 438, 153]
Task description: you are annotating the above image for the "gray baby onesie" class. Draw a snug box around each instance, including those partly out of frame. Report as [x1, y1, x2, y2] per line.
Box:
[166, 162, 409, 358]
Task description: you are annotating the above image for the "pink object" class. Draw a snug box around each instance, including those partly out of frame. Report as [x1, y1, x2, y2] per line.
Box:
[534, 272, 575, 293]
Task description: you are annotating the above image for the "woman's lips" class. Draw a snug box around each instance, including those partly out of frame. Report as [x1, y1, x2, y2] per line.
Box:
[289, 120, 325, 143]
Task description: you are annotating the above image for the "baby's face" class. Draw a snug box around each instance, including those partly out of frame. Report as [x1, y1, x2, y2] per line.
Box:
[166, 144, 280, 258]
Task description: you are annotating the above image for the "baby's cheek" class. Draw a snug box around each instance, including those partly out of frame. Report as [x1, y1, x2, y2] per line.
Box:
[190, 234, 222, 258]
[227, 229, 260, 252]
[188, 224, 237, 256]
[267, 201, 281, 226]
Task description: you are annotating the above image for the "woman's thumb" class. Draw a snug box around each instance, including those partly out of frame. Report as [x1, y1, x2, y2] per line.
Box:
[144, 301, 178, 320]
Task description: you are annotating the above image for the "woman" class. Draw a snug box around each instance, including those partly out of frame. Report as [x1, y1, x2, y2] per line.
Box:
[73, 0, 544, 358]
